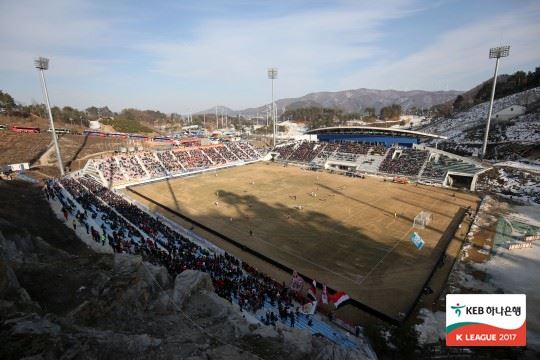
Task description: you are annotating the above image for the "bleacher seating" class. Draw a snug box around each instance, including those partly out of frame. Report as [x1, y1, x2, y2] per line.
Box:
[337, 142, 371, 155]
[138, 151, 167, 177]
[86, 141, 262, 187]
[379, 148, 429, 177]
[422, 154, 484, 182]
[274, 143, 297, 160]
[287, 142, 326, 162]
[234, 142, 260, 159]
[156, 151, 185, 174]
[97, 158, 124, 183]
[213, 145, 239, 162]
[203, 147, 227, 165]
[271, 141, 487, 182]
[117, 155, 147, 180]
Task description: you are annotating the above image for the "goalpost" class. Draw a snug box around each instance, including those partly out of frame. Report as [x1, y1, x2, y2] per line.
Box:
[414, 211, 433, 229]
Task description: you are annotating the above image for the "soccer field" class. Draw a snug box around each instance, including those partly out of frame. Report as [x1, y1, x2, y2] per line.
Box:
[127, 162, 478, 320]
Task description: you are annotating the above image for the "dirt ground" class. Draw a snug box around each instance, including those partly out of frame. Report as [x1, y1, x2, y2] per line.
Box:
[128, 162, 479, 321]
[0, 132, 51, 165]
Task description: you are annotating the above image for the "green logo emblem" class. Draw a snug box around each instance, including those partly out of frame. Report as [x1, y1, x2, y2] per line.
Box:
[451, 303, 465, 317]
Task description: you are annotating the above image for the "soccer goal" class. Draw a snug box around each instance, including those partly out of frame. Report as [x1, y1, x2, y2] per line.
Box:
[413, 211, 433, 229]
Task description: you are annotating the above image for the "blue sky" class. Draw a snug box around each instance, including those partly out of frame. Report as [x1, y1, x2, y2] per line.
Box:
[1, 0, 539, 113]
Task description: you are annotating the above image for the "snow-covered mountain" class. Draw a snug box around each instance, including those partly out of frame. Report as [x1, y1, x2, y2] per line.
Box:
[198, 88, 461, 116]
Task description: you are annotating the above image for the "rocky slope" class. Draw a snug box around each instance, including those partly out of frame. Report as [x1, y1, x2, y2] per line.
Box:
[0, 180, 368, 359]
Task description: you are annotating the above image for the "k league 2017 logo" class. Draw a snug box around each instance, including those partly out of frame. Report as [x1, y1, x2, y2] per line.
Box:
[446, 294, 526, 347]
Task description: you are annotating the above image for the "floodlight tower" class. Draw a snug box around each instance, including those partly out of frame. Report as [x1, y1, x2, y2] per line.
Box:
[481, 45, 510, 159]
[267, 67, 278, 147]
[35, 57, 64, 176]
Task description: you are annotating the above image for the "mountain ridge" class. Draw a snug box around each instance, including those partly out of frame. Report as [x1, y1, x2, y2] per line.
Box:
[197, 88, 462, 116]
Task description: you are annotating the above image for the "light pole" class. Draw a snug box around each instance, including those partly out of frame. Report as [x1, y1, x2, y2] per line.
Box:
[267, 67, 278, 147]
[481, 45, 510, 159]
[35, 57, 64, 176]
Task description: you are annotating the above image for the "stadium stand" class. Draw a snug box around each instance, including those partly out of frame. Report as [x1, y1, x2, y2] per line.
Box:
[213, 145, 239, 162]
[83, 141, 262, 187]
[138, 151, 168, 177]
[379, 148, 429, 177]
[203, 147, 228, 165]
[421, 154, 485, 182]
[286, 142, 326, 163]
[117, 154, 147, 180]
[232, 142, 260, 159]
[47, 177, 362, 350]
[184, 148, 213, 168]
[271, 140, 486, 187]
[97, 157, 126, 183]
[156, 151, 185, 174]
[273, 143, 297, 160]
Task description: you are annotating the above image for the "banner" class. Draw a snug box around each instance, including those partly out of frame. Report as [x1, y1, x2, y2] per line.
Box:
[321, 284, 328, 304]
[446, 294, 526, 347]
[307, 280, 317, 301]
[300, 301, 318, 315]
[410, 232, 425, 250]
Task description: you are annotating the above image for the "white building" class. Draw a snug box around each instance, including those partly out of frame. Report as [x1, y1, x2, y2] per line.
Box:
[493, 105, 526, 121]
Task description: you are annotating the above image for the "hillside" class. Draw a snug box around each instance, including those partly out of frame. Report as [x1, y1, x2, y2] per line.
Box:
[452, 68, 540, 113]
[420, 87, 540, 161]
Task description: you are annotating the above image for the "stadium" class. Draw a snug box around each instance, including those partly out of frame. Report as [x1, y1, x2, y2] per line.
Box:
[4, 94, 538, 357]
[54, 126, 486, 327]
[2, 2, 539, 356]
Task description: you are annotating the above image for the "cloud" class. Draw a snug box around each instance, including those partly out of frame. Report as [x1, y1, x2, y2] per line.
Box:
[340, 3, 540, 91]
[0, 0, 127, 75]
[1, 0, 538, 113]
[136, 0, 418, 108]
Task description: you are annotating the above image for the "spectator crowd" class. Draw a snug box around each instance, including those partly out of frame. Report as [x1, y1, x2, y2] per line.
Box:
[379, 148, 429, 176]
[47, 175, 306, 330]
[93, 142, 260, 185]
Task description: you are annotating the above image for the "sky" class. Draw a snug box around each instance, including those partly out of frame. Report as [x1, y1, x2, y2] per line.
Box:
[1, 0, 539, 113]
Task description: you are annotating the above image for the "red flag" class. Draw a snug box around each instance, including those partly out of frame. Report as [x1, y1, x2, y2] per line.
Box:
[328, 291, 350, 308]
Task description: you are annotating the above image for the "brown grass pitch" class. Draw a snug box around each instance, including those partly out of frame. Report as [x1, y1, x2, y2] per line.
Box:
[128, 162, 478, 320]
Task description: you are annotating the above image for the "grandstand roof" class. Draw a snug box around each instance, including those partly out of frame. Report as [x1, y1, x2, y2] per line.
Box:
[305, 126, 447, 140]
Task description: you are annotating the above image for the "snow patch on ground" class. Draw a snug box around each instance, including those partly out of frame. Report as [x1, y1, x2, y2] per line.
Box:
[471, 241, 540, 351]
[478, 168, 540, 205]
[418, 202, 540, 352]
[493, 161, 540, 173]
[415, 308, 446, 345]
[452, 263, 499, 293]
[510, 205, 540, 228]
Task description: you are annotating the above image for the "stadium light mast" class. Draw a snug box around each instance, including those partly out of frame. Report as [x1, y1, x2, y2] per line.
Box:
[35, 57, 64, 176]
[481, 45, 510, 159]
[267, 67, 278, 147]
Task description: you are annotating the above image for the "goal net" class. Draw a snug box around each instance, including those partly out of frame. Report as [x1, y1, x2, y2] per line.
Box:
[413, 211, 433, 229]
